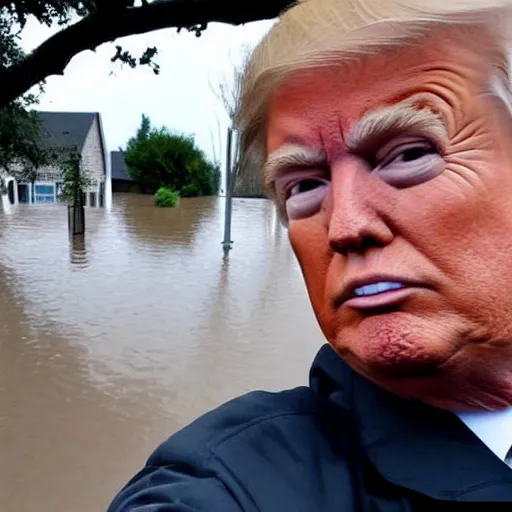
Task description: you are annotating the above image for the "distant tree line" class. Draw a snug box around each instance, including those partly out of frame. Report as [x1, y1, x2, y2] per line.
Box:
[124, 114, 220, 201]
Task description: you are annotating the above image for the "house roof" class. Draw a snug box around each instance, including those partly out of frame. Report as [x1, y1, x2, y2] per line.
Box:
[111, 151, 133, 181]
[35, 111, 97, 153]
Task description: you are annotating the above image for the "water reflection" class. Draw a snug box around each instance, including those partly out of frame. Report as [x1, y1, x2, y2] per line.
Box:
[0, 261, 168, 512]
[70, 235, 88, 267]
[0, 194, 324, 512]
[119, 194, 218, 248]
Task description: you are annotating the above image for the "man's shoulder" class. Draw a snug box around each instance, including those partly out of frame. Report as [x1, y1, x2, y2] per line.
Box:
[109, 387, 356, 511]
[148, 386, 343, 468]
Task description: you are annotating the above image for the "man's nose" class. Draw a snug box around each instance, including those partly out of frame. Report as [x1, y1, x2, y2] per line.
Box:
[327, 156, 394, 255]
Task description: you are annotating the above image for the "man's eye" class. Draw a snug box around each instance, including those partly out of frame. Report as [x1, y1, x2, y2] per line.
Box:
[275, 173, 330, 221]
[393, 143, 437, 162]
[290, 178, 325, 197]
[399, 145, 437, 162]
[374, 137, 445, 188]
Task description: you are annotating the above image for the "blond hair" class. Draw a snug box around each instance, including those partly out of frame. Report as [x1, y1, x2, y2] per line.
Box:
[234, 0, 512, 182]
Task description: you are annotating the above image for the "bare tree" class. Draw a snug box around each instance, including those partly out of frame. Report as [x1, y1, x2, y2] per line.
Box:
[209, 58, 265, 199]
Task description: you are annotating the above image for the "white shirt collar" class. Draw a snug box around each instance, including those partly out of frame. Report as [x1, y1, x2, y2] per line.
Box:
[455, 407, 512, 461]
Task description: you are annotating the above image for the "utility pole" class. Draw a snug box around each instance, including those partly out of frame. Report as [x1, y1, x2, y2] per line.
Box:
[222, 128, 240, 253]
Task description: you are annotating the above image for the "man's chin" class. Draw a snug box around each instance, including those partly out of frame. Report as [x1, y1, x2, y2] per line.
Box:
[339, 348, 461, 409]
[332, 312, 463, 380]
[326, 311, 512, 411]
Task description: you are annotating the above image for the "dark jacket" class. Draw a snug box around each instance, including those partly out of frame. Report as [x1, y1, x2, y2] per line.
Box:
[108, 345, 512, 511]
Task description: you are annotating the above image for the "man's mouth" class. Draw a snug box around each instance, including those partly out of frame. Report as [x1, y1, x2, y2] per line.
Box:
[333, 276, 429, 311]
[353, 281, 405, 297]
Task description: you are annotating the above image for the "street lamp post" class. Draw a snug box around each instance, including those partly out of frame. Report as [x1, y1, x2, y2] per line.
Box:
[222, 128, 240, 253]
[68, 157, 85, 236]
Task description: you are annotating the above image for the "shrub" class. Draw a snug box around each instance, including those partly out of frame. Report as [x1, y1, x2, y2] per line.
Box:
[154, 186, 179, 208]
[180, 183, 200, 197]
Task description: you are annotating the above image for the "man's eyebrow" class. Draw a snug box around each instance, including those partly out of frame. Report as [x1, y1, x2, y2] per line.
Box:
[345, 101, 448, 152]
[263, 144, 327, 189]
[262, 103, 446, 189]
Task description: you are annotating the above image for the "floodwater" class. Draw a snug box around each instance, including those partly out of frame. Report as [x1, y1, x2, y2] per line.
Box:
[0, 194, 324, 512]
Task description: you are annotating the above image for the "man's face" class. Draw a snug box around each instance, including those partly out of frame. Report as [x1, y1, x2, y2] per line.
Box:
[265, 31, 512, 410]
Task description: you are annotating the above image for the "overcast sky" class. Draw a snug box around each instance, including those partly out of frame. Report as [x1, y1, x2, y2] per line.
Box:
[20, 17, 275, 164]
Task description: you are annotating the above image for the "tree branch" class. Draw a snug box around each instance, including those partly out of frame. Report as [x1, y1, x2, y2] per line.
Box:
[0, 0, 294, 106]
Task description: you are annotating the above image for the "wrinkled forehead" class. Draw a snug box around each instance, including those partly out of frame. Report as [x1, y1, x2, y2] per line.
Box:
[267, 32, 491, 142]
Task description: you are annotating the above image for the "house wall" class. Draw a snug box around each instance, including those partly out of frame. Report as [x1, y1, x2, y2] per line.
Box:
[3, 161, 61, 182]
[82, 115, 106, 185]
[1, 172, 17, 204]
[34, 164, 63, 182]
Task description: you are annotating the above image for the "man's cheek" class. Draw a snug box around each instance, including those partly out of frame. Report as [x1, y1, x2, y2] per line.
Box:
[289, 222, 333, 321]
[288, 219, 329, 275]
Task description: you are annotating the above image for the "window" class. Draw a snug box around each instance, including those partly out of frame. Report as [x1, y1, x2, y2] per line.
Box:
[34, 184, 55, 204]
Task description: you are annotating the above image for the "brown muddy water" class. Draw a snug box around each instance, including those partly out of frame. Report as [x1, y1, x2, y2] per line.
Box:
[0, 194, 324, 511]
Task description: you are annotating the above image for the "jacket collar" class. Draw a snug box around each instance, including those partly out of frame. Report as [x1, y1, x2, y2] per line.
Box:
[310, 344, 512, 501]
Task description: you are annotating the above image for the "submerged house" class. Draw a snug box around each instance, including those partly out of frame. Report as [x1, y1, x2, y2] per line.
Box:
[2, 111, 108, 207]
[111, 150, 137, 193]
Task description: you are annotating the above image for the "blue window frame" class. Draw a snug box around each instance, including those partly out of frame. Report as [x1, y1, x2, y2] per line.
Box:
[34, 184, 55, 204]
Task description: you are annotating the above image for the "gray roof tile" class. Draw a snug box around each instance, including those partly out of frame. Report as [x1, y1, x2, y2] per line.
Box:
[36, 111, 97, 153]
[111, 151, 133, 181]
